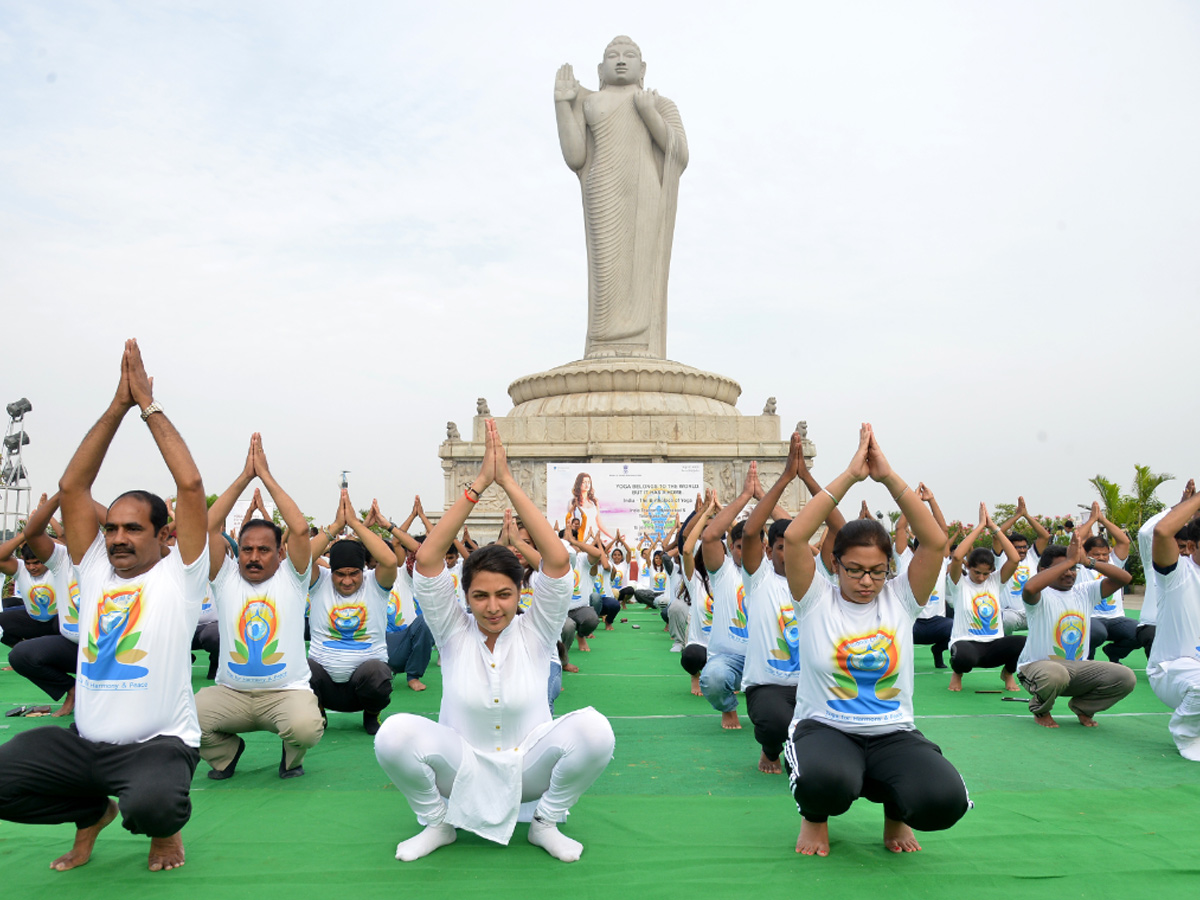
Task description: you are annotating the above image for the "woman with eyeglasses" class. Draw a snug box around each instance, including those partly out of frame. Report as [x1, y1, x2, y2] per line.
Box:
[782, 424, 970, 858]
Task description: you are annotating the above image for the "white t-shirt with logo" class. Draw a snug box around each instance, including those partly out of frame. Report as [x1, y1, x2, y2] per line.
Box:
[74, 533, 208, 747]
[307, 568, 389, 681]
[1017, 580, 1100, 672]
[791, 573, 921, 735]
[387, 566, 421, 634]
[57, 562, 83, 644]
[741, 562, 800, 689]
[14, 543, 71, 622]
[685, 571, 714, 647]
[706, 556, 747, 657]
[567, 551, 591, 611]
[1000, 548, 1040, 611]
[1078, 553, 1128, 618]
[1147, 556, 1200, 672]
[609, 561, 629, 594]
[211, 555, 311, 691]
[949, 571, 1006, 646]
[919, 558, 949, 621]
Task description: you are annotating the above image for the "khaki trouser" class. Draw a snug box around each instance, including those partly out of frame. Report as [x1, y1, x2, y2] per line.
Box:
[1017, 657, 1136, 719]
[196, 684, 325, 771]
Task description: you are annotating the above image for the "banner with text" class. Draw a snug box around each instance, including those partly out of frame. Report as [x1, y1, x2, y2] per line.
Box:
[546, 463, 704, 546]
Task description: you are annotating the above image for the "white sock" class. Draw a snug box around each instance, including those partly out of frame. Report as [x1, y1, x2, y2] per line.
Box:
[395, 823, 457, 861]
[528, 816, 583, 862]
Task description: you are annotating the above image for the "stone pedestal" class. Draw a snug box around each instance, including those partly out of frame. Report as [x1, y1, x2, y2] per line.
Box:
[438, 358, 814, 537]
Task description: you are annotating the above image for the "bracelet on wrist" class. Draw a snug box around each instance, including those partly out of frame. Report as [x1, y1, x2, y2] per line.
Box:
[464, 488, 479, 505]
[822, 488, 839, 505]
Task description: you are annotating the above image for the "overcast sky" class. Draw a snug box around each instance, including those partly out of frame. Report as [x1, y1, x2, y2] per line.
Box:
[2, 1, 1197, 532]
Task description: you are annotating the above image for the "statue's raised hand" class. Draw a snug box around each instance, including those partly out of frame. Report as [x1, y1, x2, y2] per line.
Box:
[555, 64, 579, 102]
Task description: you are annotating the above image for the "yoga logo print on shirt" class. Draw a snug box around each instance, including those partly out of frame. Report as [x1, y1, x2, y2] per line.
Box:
[729, 584, 748, 639]
[27, 583, 56, 620]
[519, 583, 534, 612]
[768, 598, 800, 673]
[61, 579, 80, 634]
[652, 571, 667, 592]
[386, 590, 408, 632]
[968, 588, 1001, 636]
[571, 568, 582, 602]
[1054, 613, 1086, 661]
[827, 629, 901, 716]
[1009, 563, 1031, 598]
[325, 600, 369, 648]
[228, 597, 286, 678]
[82, 584, 149, 682]
[611, 568, 623, 590]
[702, 592, 713, 634]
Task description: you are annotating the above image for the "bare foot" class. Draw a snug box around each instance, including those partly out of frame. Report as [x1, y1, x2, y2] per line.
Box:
[407, 678, 427, 692]
[51, 799, 118, 871]
[1034, 714, 1059, 728]
[148, 832, 185, 871]
[1076, 713, 1099, 727]
[795, 819, 829, 856]
[52, 686, 75, 717]
[605, 623, 614, 631]
[563, 662, 579, 674]
[1003, 672, 1020, 692]
[947, 673, 962, 692]
[758, 751, 782, 774]
[721, 710, 741, 730]
[883, 819, 922, 852]
[690, 674, 702, 697]
[576, 637, 591, 652]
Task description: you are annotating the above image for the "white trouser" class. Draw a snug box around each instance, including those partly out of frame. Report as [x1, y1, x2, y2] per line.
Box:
[374, 709, 615, 828]
[1149, 658, 1200, 761]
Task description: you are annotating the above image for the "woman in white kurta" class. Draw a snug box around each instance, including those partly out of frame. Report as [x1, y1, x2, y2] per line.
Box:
[374, 421, 615, 862]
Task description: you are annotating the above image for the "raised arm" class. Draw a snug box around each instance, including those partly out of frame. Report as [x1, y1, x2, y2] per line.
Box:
[21, 492, 60, 563]
[1023, 534, 1081, 605]
[376, 499, 420, 555]
[893, 513, 910, 556]
[253, 434, 311, 575]
[58, 345, 136, 564]
[785, 425, 871, 602]
[1017, 497, 1052, 554]
[208, 436, 256, 580]
[1153, 479, 1200, 569]
[309, 496, 347, 586]
[554, 64, 587, 171]
[681, 492, 716, 580]
[866, 428, 946, 603]
[919, 483, 948, 536]
[743, 433, 801, 576]
[702, 463, 758, 573]
[342, 492, 397, 589]
[1097, 506, 1131, 561]
[125, 341, 206, 565]
[949, 506, 988, 584]
[988, 507, 1021, 582]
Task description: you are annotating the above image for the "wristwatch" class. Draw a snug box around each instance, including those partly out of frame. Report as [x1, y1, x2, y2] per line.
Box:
[140, 402, 164, 421]
[1084, 558, 1096, 570]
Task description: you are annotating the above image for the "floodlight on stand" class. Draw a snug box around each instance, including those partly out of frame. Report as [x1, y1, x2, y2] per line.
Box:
[0, 462, 11, 484]
[6, 398, 32, 419]
[3, 432, 30, 452]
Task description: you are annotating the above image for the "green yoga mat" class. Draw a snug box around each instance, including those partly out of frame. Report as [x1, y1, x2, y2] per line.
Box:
[1, 603, 1198, 900]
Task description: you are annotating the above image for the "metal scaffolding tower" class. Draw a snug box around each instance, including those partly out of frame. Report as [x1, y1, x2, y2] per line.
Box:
[2, 397, 33, 540]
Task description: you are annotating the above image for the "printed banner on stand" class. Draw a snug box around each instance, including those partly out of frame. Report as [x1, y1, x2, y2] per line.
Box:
[546, 463, 704, 546]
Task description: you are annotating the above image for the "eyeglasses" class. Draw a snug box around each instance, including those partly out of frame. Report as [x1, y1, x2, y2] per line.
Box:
[837, 561, 889, 582]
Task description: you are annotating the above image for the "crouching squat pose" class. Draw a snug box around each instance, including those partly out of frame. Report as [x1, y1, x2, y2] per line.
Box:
[375, 420, 614, 862]
[1017, 536, 1135, 727]
[307, 491, 398, 735]
[782, 425, 969, 857]
[197, 433, 324, 779]
[0, 340, 208, 871]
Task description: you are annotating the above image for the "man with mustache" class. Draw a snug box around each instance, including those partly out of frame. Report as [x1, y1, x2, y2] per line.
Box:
[0, 340, 208, 873]
[195, 434, 324, 779]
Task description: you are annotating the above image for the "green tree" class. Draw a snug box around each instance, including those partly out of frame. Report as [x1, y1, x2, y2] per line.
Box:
[1088, 464, 1173, 586]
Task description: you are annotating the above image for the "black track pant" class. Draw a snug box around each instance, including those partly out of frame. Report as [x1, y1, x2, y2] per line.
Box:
[1089, 616, 1145, 663]
[785, 719, 969, 828]
[0, 609, 58, 647]
[913, 615, 953, 667]
[745, 683, 797, 762]
[0, 726, 198, 836]
[950, 636, 1025, 675]
[307, 658, 393, 714]
[8, 634, 76, 700]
